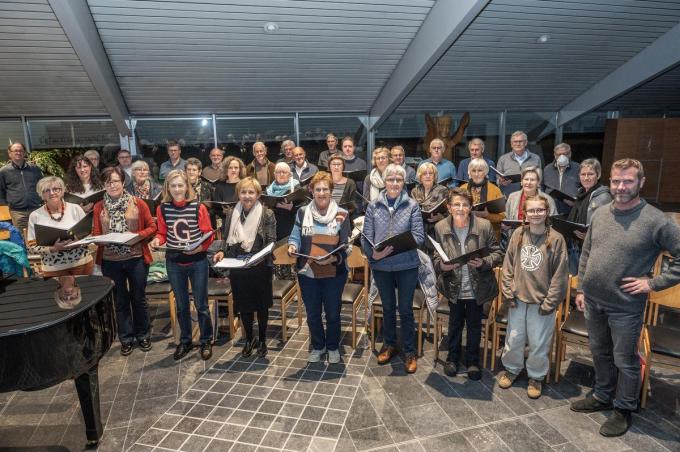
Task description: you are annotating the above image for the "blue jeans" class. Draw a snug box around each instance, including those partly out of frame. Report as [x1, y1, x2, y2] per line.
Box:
[298, 271, 346, 351]
[101, 257, 150, 344]
[166, 258, 213, 345]
[373, 267, 418, 355]
[585, 299, 643, 411]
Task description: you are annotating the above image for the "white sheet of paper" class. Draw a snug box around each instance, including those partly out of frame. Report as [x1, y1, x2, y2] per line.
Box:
[428, 236, 451, 263]
[214, 242, 275, 268]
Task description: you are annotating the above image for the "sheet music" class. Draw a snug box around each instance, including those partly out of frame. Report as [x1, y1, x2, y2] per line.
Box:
[214, 242, 275, 268]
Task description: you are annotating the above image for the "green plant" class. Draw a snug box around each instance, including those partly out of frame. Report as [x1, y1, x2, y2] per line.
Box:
[23, 149, 77, 177]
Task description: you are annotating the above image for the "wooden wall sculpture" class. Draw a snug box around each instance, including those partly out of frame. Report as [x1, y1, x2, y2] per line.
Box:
[424, 112, 470, 160]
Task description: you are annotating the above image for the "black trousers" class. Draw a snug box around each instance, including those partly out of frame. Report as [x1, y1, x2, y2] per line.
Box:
[447, 298, 483, 365]
[241, 309, 269, 343]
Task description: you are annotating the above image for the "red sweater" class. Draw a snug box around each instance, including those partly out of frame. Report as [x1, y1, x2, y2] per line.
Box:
[92, 196, 157, 265]
[154, 199, 214, 252]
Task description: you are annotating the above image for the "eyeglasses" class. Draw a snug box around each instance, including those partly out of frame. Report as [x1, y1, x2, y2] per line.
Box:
[526, 208, 547, 215]
[450, 203, 470, 210]
[105, 179, 122, 186]
[42, 187, 63, 194]
[385, 177, 404, 184]
[313, 187, 330, 193]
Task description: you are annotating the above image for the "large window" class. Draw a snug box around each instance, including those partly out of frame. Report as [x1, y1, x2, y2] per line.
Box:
[28, 119, 119, 152]
[136, 117, 215, 170]
[0, 120, 25, 154]
[299, 115, 367, 165]
[562, 111, 608, 163]
[215, 116, 295, 164]
[376, 111, 499, 166]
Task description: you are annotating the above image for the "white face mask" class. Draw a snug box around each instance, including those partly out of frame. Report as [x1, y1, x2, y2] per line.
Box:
[556, 154, 569, 167]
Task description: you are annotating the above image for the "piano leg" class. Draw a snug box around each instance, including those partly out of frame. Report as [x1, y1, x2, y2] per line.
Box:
[74, 364, 103, 446]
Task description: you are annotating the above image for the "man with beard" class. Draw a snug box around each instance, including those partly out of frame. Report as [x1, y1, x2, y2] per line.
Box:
[570, 158, 680, 437]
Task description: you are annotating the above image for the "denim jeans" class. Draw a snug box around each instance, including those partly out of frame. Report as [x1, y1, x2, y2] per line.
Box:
[298, 271, 346, 352]
[373, 267, 418, 355]
[585, 299, 643, 411]
[502, 302, 555, 380]
[101, 257, 150, 344]
[447, 298, 483, 366]
[166, 258, 213, 345]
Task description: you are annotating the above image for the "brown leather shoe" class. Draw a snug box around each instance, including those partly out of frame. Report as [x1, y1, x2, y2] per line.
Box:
[377, 345, 398, 365]
[404, 354, 417, 374]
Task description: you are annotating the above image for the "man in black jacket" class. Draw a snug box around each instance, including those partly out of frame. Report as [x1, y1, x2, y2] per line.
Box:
[0, 142, 43, 237]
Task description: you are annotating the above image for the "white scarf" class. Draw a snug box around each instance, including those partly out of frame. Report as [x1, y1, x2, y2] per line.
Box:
[302, 199, 339, 236]
[226, 200, 262, 252]
[369, 168, 385, 201]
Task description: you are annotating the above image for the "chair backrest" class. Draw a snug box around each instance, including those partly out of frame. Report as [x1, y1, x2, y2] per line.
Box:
[648, 256, 680, 309]
[347, 246, 369, 288]
[0, 205, 11, 222]
[272, 243, 296, 265]
[561, 274, 579, 322]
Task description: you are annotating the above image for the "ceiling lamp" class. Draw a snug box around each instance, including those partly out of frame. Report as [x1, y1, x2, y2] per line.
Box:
[537, 34, 550, 43]
[264, 22, 279, 33]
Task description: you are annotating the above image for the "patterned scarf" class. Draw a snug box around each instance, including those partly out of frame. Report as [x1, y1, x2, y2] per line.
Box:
[267, 178, 298, 196]
[133, 179, 150, 199]
[104, 191, 133, 255]
[302, 199, 339, 236]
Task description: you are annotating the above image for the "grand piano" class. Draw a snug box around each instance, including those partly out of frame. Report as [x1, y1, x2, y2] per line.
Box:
[0, 276, 116, 447]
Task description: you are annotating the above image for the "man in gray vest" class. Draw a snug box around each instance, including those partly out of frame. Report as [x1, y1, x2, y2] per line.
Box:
[571, 158, 680, 437]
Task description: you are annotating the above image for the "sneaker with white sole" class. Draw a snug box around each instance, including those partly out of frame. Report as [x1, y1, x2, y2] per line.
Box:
[308, 348, 327, 363]
[328, 349, 341, 364]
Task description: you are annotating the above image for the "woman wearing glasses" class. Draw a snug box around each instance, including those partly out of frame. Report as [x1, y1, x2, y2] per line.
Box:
[565, 158, 611, 274]
[126, 160, 162, 203]
[361, 164, 424, 373]
[433, 188, 503, 380]
[497, 194, 568, 399]
[327, 154, 357, 211]
[27, 176, 94, 277]
[288, 172, 350, 364]
[362, 147, 390, 202]
[93, 167, 157, 356]
[266, 162, 300, 241]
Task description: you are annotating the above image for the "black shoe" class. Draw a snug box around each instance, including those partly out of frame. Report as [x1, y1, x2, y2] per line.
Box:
[139, 338, 152, 352]
[120, 342, 134, 356]
[173, 343, 192, 361]
[200, 343, 212, 361]
[257, 341, 268, 358]
[444, 361, 457, 377]
[600, 408, 632, 437]
[242, 338, 257, 358]
[570, 394, 613, 413]
[467, 365, 481, 381]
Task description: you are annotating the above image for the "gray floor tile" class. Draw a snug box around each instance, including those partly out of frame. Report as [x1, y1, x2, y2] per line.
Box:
[398, 402, 457, 439]
[461, 426, 512, 452]
[345, 394, 381, 432]
[349, 425, 394, 451]
[523, 414, 569, 446]
[491, 419, 556, 452]
[418, 432, 476, 451]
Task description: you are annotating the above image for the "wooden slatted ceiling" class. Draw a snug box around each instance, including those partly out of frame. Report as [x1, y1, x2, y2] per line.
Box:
[397, 0, 680, 113]
[0, 0, 107, 116]
[88, 0, 434, 115]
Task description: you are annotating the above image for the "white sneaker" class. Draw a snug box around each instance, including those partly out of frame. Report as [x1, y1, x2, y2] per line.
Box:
[308, 348, 327, 363]
[328, 349, 341, 364]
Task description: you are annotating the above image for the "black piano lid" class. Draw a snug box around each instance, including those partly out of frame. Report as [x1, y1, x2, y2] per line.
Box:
[0, 276, 114, 337]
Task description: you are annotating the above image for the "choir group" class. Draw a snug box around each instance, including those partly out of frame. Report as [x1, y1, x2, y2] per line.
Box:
[4, 128, 679, 439]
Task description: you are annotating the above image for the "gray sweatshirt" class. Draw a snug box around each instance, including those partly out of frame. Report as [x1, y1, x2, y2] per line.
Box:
[578, 200, 680, 312]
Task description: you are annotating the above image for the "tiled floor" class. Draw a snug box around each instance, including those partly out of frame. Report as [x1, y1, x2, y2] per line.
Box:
[1, 300, 679, 452]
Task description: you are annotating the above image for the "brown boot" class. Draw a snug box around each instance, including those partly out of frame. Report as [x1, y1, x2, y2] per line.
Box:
[377, 345, 398, 365]
[404, 353, 417, 374]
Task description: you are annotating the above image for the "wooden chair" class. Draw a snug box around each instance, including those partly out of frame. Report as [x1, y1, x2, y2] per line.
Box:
[272, 243, 302, 342]
[343, 246, 369, 348]
[207, 277, 237, 342]
[489, 267, 507, 371]
[434, 267, 500, 367]
[145, 281, 179, 343]
[639, 252, 680, 408]
[554, 275, 588, 383]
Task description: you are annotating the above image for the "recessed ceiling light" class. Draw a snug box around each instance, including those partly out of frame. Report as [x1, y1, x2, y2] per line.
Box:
[537, 34, 550, 43]
[201, 118, 208, 127]
[264, 22, 279, 33]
